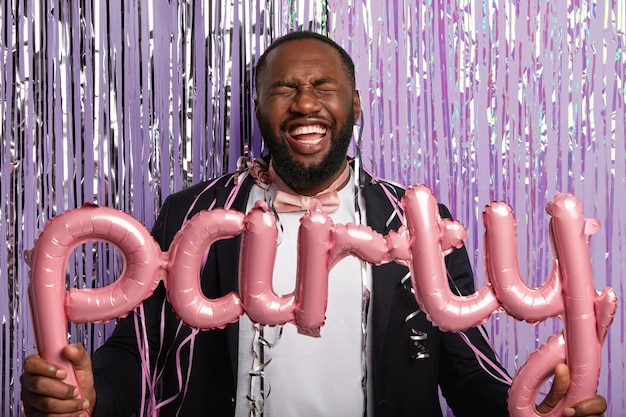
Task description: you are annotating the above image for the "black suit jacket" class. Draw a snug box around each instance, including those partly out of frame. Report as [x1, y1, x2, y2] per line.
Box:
[92, 168, 510, 416]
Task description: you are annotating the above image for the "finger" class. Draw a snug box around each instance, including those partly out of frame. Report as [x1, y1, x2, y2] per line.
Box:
[22, 394, 90, 416]
[565, 413, 603, 417]
[21, 380, 90, 416]
[22, 354, 68, 380]
[536, 363, 570, 413]
[20, 372, 78, 401]
[565, 395, 607, 417]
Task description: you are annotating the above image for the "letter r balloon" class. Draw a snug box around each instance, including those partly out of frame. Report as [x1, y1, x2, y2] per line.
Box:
[25, 186, 617, 416]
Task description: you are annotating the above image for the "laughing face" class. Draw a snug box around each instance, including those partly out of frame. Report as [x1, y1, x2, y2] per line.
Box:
[254, 37, 361, 195]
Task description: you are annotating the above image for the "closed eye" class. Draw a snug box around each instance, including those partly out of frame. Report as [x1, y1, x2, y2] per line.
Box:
[268, 78, 340, 95]
[313, 77, 339, 91]
[268, 81, 297, 95]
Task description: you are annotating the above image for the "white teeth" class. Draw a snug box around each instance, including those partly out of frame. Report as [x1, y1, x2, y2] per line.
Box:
[290, 125, 327, 136]
[299, 138, 323, 145]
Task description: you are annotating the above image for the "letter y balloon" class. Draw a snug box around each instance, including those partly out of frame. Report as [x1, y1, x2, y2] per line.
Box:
[402, 186, 617, 417]
[495, 194, 617, 417]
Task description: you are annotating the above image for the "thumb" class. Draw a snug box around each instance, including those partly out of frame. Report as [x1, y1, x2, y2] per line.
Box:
[62, 343, 92, 372]
[536, 363, 570, 413]
[62, 343, 96, 411]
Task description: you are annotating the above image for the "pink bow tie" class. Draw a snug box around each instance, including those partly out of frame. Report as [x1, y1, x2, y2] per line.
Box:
[268, 162, 350, 213]
[273, 190, 340, 213]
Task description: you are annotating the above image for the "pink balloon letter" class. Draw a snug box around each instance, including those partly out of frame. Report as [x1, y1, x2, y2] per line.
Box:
[166, 208, 245, 329]
[27, 205, 163, 388]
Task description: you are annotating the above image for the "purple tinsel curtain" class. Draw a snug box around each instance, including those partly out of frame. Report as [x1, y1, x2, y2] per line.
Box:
[1, 1, 624, 415]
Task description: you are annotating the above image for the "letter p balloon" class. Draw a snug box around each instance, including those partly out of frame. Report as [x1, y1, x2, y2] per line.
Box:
[26, 205, 164, 390]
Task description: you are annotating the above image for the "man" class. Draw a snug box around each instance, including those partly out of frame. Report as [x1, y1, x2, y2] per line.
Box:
[21, 31, 607, 416]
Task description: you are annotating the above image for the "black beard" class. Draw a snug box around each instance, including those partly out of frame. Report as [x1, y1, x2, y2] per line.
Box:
[259, 110, 356, 191]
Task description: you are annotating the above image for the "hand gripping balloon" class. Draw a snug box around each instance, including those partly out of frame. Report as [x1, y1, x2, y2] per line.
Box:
[25, 204, 165, 391]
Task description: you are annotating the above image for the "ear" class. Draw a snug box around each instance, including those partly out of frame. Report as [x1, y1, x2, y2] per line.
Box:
[353, 90, 362, 122]
[254, 98, 260, 120]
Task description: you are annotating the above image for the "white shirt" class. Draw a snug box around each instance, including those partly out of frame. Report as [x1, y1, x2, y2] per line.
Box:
[235, 171, 372, 417]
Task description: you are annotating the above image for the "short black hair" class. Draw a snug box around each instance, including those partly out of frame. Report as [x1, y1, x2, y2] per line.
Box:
[254, 31, 356, 93]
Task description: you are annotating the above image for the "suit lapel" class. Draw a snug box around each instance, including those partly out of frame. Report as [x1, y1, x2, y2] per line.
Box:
[361, 175, 407, 359]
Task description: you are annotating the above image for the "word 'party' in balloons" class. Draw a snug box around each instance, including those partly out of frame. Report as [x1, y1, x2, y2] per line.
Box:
[25, 186, 616, 417]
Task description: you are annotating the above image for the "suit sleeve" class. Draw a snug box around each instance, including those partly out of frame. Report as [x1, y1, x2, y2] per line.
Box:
[436, 204, 511, 417]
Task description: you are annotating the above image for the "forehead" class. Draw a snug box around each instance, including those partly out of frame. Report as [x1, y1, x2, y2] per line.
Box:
[262, 39, 348, 82]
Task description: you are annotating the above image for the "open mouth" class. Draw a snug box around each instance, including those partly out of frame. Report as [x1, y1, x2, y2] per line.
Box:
[288, 124, 328, 145]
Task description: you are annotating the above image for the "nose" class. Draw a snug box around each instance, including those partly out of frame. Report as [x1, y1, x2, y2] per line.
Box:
[289, 86, 322, 115]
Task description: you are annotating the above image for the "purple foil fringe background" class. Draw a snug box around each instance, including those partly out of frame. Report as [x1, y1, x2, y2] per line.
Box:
[1, 1, 624, 415]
